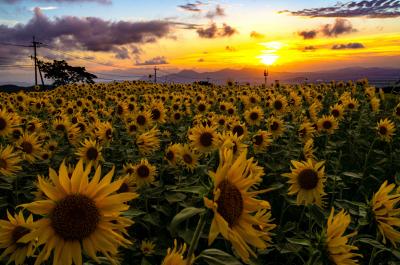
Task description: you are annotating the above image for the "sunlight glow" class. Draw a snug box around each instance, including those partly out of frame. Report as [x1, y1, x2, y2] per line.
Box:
[258, 41, 284, 66]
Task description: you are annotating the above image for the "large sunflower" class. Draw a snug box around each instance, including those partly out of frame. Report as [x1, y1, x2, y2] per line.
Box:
[325, 208, 360, 265]
[19, 160, 138, 265]
[204, 148, 274, 263]
[0, 211, 36, 265]
[75, 138, 103, 166]
[371, 180, 400, 246]
[188, 125, 219, 154]
[0, 145, 22, 177]
[283, 159, 326, 206]
[376, 118, 396, 142]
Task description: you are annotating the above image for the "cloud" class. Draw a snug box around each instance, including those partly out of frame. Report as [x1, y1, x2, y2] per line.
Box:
[178, 1, 204, 12]
[196, 23, 237, 38]
[298, 30, 317, 40]
[29, 6, 58, 11]
[112, 47, 130, 59]
[135, 56, 168, 65]
[280, 0, 400, 18]
[303, 46, 317, 52]
[206, 5, 225, 19]
[0, 8, 176, 59]
[225, 45, 236, 52]
[2, 0, 111, 4]
[332, 42, 365, 49]
[250, 31, 264, 39]
[321, 18, 356, 37]
[197, 58, 204, 62]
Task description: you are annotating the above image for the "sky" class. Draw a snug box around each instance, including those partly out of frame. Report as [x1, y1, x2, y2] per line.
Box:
[0, 0, 399, 83]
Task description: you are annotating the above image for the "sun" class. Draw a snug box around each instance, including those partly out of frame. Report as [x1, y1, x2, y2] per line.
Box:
[260, 54, 279, 65]
[258, 41, 283, 66]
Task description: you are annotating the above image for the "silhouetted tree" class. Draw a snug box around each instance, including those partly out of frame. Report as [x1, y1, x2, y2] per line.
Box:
[38, 60, 97, 87]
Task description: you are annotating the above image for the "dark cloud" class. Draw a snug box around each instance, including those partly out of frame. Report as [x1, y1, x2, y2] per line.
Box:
[303, 46, 317, 52]
[112, 47, 129, 59]
[206, 5, 225, 19]
[196, 23, 237, 38]
[225, 45, 236, 52]
[135, 56, 168, 65]
[280, 0, 400, 18]
[0, 8, 176, 60]
[1, 0, 111, 4]
[250, 31, 264, 39]
[321, 18, 356, 37]
[178, 1, 204, 12]
[332, 42, 365, 49]
[298, 30, 317, 40]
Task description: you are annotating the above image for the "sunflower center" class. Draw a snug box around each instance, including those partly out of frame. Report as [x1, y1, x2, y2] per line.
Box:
[198, 104, 206, 112]
[348, 103, 355, 109]
[51, 194, 100, 241]
[331, 109, 339, 117]
[12, 226, 30, 247]
[250, 112, 259, 120]
[137, 165, 150, 178]
[21, 141, 33, 154]
[166, 150, 174, 161]
[298, 169, 319, 190]
[379, 126, 387, 135]
[183, 154, 193, 164]
[270, 122, 279, 131]
[216, 180, 243, 227]
[254, 135, 263, 145]
[232, 125, 244, 137]
[274, 100, 283, 110]
[200, 132, 213, 147]
[137, 115, 146, 126]
[0, 117, 6, 130]
[106, 129, 112, 139]
[174, 113, 181, 120]
[117, 182, 129, 193]
[55, 124, 66, 132]
[228, 108, 234, 115]
[86, 147, 98, 161]
[151, 109, 161, 120]
[322, 121, 332, 130]
[129, 124, 137, 132]
[396, 107, 400, 116]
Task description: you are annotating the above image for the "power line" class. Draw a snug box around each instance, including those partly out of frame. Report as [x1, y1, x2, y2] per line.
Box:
[0, 41, 31, 48]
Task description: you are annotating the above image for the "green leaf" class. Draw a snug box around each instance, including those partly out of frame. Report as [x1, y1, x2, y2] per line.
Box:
[286, 237, 311, 246]
[165, 192, 186, 203]
[357, 238, 388, 250]
[172, 186, 208, 195]
[169, 207, 205, 234]
[342, 172, 362, 179]
[198, 249, 242, 265]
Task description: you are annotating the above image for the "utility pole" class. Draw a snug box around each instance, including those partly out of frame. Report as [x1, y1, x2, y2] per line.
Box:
[154, 66, 158, 83]
[264, 68, 268, 88]
[31, 36, 44, 87]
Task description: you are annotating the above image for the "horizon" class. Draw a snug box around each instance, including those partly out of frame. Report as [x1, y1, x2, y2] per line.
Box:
[0, 0, 399, 84]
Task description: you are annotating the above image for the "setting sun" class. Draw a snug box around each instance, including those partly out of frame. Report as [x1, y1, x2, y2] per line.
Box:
[259, 54, 279, 65]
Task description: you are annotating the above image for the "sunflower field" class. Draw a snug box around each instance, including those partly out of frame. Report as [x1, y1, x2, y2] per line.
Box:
[0, 80, 400, 265]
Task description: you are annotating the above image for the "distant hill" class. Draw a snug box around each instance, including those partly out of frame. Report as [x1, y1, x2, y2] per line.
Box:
[0, 84, 54, 93]
[154, 67, 400, 87]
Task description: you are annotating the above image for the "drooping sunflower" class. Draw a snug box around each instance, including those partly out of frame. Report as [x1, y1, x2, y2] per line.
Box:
[75, 138, 103, 166]
[94, 121, 113, 144]
[252, 130, 272, 153]
[136, 127, 160, 156]
[371, 181, 400, 246]
[161, 240, 191, 265]
[133, 159, 157, 188]
[244, 106, 264, 126]
[0, 211, 36, 265]
[204, 148, 274, 263]
[179, 144, 199, 172]
[267, 116, 285, 139]
[140, 240, 156, 256]
[19, 160, 138, 265]
[302, 138, 316, 161]
[298, 120, 316, 141]
[376, 118, 396, 142]
[16, 132, 42, 163]
[164, 144, 182, 166]
[283, 159, 326, 206]
[188, 125, 219, 154]
[317, 115, 338, 135]
[0, 145, 22, 177]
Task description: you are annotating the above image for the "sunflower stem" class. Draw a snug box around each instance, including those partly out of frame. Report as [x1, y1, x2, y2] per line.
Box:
[362, 138, 377, 177]
[186, 211, 207, 265]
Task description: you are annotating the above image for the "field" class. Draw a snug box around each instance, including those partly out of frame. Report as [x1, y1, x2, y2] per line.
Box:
[0, 80, 400, 265]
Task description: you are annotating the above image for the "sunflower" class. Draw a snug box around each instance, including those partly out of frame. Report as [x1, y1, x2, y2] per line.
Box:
[134, 111, 153, 131]
[149, 101, 166, 124]
[376, 118, 396, 142]
[75, 138, 103, 166]
[325, 208, 360, 265]
[204, 148, 274, 263]
[0, 211, 36, 265]
[16, 132, 42, 163]
[267, 116, 285, 139]
[344, 98, 359, 111]
[371, 181, 400, 246]
[122, 163, 136, 176]
[164, 144, 182, 166]
[283, 159, 326, 206]
[19, 160, 138, 265]
[252, 130, 272, 153]
[230, 122, 248, 139]
[244, 106, 264, 126]
[94, 121, 113, 144]
[0, 145, 22, 177]
[188, 125, 219, 154]
[52, 117, 70, 135]
[133, 159, 157, 188]
[179, 144, 199, 172]
[393, 103, 400, 119]
[140, 240, 156, 256]
[302, 138, 316, 161]
[219, 132, 247, 159]
[161, 240, 191, 265]
[136, 127, 160, 156]
[317, 115, 338, 135]
[270, 94, 287, 114]
[298, 121, 316, 141]
[115, 175, 136, 193]
[370, 97, 380, 113]
[330, 103, 344, 120]
[0, 109, 15, 137]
